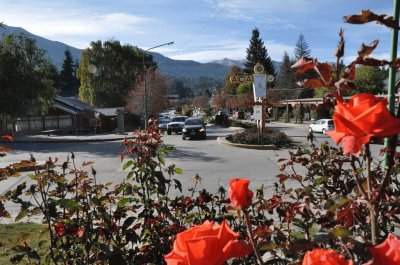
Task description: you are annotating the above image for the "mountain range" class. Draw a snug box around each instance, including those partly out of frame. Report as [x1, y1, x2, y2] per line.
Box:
[0, 24, 281, 80]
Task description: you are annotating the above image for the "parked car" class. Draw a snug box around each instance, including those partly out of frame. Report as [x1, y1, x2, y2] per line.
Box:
[182, 117, 207, 140]
[167, 116, 188, 135]
[158, 118, 170, 131]
[309, 119, 335, 134]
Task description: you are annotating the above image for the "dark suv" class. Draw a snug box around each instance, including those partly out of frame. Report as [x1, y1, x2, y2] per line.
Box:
[182, 117, 207, 140]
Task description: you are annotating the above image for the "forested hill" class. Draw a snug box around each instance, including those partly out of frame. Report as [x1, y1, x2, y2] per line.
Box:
[1, 24, 280, 81]
[0, 24, 82, 69]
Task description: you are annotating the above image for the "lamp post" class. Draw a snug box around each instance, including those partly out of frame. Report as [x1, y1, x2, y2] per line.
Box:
[142, 41, 174, 129]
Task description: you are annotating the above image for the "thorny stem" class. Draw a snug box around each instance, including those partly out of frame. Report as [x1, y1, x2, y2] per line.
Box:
[365, 144, 377, 245]
[71, 155, 80, 222]
[243, 211, 264, 265]
[350, 156, 368, 199]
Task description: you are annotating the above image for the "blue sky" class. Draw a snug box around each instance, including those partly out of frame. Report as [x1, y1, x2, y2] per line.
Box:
[0, 0, 397, 64]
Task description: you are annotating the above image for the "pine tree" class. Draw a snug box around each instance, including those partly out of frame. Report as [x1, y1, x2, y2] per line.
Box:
[293, 34, 314, 98]
[275, 51, 297, 99]
[294, 34, 311, 60]
[244, 28, 276, 77]
[59, 49, 79, 96]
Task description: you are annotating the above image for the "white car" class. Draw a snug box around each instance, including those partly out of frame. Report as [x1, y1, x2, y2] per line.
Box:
[158, 118, 170, 131]
[167, 116, 188, 135]
[309, 119, 335, 134]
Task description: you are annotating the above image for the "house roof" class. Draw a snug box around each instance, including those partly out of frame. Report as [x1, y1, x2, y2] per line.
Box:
[55, 96, 123, 117]
[55, 96, 96, 115]
[95, 108, 123, 117]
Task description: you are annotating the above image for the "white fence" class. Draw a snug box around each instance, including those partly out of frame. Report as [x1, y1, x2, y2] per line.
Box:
[14, 115, 73, 132]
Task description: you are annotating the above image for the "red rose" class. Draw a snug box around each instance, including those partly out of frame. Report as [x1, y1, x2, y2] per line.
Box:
[1, 135, 13, 141]
[363, 234, 400, 265]
[165, 220, 253, 265]
[302, 249, 354, 265]
[54, 222, 66, 236]
[327, 94, 400, 156]
[228, 178, 254, 210]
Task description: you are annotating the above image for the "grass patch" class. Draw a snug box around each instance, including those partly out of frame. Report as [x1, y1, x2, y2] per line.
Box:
[0, 222, 49, 264]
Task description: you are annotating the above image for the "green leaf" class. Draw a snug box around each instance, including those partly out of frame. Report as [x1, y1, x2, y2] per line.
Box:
[57, 199, 78, 210]
[122, 216, 135, 231]
[123, 160, 134, 170]
[393, 167, 400, 174]
[15, 211, 27, 222]
[259, 242, 277, 251]
[332, 226, 349, 237]
[126, 171, 134, 180]
[314, 177, 326, 186]
[115, 183, 127, 195]
[38, 240, 47, 248]
[174, 168, 183, 174]
[356, 167, 364, 174]
[117, 198, 131, 208]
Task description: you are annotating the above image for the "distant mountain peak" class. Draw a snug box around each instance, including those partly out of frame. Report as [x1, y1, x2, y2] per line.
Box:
[211, 58, 245, 68]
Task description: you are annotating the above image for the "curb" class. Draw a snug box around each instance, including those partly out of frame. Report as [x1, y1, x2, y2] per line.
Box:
[9, 136, 135, 144]
[216, 136, 279, 150]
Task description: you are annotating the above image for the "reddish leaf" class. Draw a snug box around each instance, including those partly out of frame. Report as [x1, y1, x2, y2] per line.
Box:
[344, 9, 400, 29]
[276, 174, 289, 183]
[301, 79, 326, 88]
[82, 161, 94, 167]
[358, 40, 379, 58]
[343, 62, 356, 80]
[315, 63, 332, 84]
[355, 57, 389, 67]
[335, 28, 345, 58]
[334, 78, 357, 91]
[336, 207, 350, 221]
[0, 146, 11, 152]
[291, 57, 316, 74]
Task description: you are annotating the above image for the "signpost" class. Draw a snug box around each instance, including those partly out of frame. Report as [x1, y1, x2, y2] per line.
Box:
[228, 62, 274, 134]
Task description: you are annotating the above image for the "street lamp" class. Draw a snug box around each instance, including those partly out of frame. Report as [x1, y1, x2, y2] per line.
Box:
[143, 41, 174, 129]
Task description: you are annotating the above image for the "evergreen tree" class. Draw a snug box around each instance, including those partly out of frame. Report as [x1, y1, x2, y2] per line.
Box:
[353, 66, 386, 95]
[275, 51, 297, 99]
[293, 34, 314, 98]
[244, 28, 276, 77]
[59, 49, 79, 96]
[294, 34, 311, 60]
[0, 34, 58, 118]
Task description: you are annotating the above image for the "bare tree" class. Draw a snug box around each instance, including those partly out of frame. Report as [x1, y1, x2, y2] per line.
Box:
[126, 69, 169, 116]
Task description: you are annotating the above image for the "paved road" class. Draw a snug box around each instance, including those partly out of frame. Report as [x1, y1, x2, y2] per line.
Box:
[0, 122, 388, 222]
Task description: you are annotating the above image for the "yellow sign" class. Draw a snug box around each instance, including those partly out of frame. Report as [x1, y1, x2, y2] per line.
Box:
[230, 75, 252, 83]
[254, 63, 264, 74]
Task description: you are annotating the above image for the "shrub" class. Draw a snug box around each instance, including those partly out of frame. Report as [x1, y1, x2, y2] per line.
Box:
[229, 119, 256, 129]
[227, 127, 291, 147]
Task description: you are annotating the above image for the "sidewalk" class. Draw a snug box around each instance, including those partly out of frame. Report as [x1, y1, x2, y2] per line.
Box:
[10, 132, 136, 143]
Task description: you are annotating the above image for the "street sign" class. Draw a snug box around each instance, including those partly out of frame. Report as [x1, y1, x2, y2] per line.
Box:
[253, 105, 262, 120]
[230, 75, 252, 83]
[253, 74, 266, 98]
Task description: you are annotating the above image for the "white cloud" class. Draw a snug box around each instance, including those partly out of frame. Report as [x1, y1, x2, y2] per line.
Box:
[0, 3, 150, 48]
[169, 39, 293, 62]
